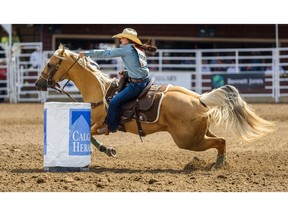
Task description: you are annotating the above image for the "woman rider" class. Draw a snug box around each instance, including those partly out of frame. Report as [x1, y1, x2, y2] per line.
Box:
[79, 28, 157, 135]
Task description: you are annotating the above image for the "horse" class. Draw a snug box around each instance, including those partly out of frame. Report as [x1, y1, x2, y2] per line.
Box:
[35, 44, 275, 169]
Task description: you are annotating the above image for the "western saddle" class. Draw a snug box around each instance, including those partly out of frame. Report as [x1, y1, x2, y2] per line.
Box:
[104, 78, 170, 139]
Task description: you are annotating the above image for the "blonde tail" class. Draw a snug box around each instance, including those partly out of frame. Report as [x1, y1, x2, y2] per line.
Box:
[200, 85, 275, 142]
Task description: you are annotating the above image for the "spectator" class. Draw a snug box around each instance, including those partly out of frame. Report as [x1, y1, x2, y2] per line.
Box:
[162, 52, 172, 71]
[1, 29, 20, 44]
[226, 60, 240, 73]
[0, 60, 7, 102]
[251, 51, 262, 71]
[242, 66, 253, 72]
[209, 53, 226, 72]
[201, 59, 211, 72]
[1, 28, 22, 57]
[213, 59, 226, 72]
[29, 49, 41, 69]
[148, 59, 159, 71]
[181, 53, 195, 65]
[265, 66, 285, 74]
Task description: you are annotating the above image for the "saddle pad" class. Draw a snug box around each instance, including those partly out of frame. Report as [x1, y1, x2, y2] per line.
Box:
[121, 84, 172, 123]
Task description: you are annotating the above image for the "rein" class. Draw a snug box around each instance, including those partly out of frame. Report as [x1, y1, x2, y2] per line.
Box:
[40, 54, 104, 109]
[40, 56, 81, 102]
[51, 56, 81, 102]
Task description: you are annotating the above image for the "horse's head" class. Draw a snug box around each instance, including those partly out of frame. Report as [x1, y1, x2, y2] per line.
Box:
[35, 44, 72, 91]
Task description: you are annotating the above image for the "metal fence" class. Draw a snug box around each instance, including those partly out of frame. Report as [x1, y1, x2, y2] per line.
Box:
[0, 43, 9, 102]
[1, 42, 288, 103]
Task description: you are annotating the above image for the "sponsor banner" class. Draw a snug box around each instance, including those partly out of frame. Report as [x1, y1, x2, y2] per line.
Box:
[69, 109, 91, 156]
[44, 102, 91, 168]
[211, 73, 265, 89]
[105, 71, 192, 89]
[149, 72, 192, 89]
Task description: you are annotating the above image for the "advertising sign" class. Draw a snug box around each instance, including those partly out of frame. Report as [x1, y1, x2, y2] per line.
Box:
[211, 73, 265, 89]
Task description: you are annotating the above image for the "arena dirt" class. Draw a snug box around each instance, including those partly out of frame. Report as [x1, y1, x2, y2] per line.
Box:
[0, 103, 287, 192]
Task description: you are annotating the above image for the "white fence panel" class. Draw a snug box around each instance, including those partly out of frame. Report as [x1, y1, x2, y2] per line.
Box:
[0, 43, 9, 102]
[12, 43, 43, 102]
[2, 43, 288, 103]
[278, 48, 288, 100]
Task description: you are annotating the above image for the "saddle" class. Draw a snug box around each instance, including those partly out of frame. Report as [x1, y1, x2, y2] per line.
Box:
[105, 79, 170, 138]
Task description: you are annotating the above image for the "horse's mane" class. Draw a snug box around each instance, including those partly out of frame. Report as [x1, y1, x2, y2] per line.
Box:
[54, 45, 113, 98]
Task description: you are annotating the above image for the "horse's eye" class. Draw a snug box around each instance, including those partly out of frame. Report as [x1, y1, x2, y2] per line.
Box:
[47, 63, 51, 69]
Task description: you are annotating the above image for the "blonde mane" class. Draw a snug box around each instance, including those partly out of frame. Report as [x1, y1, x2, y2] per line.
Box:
[54, 46, 113, 99]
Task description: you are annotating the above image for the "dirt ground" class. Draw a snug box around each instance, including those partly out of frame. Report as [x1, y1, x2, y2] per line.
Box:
[0, 102, 288, 192]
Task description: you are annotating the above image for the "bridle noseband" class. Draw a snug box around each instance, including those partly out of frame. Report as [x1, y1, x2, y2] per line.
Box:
[40, 58, 62, 86]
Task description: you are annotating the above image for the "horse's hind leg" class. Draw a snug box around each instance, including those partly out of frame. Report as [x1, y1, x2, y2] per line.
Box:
[188, 135, 226, 169]
[205, 130, 226, 169]
[206, 129, 217, 137]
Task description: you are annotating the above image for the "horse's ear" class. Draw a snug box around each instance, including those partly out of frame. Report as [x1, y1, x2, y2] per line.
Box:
[58, 44, 65, 56]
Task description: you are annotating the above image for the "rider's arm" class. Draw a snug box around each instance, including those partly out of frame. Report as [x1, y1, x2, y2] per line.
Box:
[80, 45, 131, 59]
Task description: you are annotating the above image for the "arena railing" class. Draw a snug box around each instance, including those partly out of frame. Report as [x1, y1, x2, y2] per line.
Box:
[0, 43, 9, 102]
[2, 43, 288, 103]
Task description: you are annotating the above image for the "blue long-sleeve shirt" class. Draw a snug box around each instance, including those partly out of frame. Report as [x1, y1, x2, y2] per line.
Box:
[84, 44, 149, 79]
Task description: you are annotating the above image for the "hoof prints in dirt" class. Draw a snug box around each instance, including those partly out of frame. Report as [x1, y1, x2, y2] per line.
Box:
[0, 103, 288, 192]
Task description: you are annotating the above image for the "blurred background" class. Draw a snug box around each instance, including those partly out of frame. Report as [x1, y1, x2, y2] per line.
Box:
[1, 24, 288, 103]
[2, 24, 288, 50]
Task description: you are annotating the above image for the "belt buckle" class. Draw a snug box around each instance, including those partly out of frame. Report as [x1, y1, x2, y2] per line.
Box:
[131, 78, 139, 82]
[130, 77, 147, 82]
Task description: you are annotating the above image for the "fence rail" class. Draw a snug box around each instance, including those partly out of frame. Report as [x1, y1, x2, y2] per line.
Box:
[1, 42, 288, 103]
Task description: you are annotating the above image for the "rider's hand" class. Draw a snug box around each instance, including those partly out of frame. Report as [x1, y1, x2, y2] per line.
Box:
[79, 51, 85, 58]
[119, 70, 125, 78]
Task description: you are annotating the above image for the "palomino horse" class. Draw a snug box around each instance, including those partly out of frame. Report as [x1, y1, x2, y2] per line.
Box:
[35, 45, 274, 169]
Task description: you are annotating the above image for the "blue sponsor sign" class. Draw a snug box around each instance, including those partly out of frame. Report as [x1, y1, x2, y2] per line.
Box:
[69, 109, 91, 156]
[44, 108, 47, 155]
[211, 74, 225, 88]
[211, 73, 265, 89]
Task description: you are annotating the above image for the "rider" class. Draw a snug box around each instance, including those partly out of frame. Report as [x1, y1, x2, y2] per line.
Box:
[79, 28, 157, 135]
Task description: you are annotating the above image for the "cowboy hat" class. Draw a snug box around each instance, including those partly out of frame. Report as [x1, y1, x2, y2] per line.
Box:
[112, 28, 142, 45]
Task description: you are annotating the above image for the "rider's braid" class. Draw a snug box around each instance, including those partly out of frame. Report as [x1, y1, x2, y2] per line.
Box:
[128, 38, 157, 56]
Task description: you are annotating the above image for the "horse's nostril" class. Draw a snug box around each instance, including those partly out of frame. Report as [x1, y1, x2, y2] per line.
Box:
[35, 82, 42, 89]
[35, 80, 46, 90]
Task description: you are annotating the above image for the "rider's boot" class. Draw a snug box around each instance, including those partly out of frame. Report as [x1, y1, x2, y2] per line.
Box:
[97, 125, 109, 135]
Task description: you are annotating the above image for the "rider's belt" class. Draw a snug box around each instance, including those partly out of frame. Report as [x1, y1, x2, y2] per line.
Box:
[129, 77, 149, 83]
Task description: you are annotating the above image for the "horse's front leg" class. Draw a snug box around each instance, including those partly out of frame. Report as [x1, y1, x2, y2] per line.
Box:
[90, 136, 117, 157]
[90, 123, 117, 157]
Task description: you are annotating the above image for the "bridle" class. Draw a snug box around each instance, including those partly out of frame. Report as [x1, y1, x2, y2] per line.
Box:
[40, 56, 80, 102]
[39, 55, 104, 108]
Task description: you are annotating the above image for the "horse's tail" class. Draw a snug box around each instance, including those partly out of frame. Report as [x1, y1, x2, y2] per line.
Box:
[199, 85, 275, 142]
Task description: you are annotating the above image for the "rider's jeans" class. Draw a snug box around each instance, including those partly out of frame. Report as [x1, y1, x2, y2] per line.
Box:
[106, 79, 149, 131]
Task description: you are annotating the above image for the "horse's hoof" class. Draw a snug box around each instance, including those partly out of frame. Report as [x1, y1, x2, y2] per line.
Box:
[211, 154, 226, 170]
[211, 162, 225, 170]
[105, 147, 117, 157]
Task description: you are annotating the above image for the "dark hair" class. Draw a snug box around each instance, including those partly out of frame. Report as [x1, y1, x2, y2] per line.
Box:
[135, 39, 157, 56]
